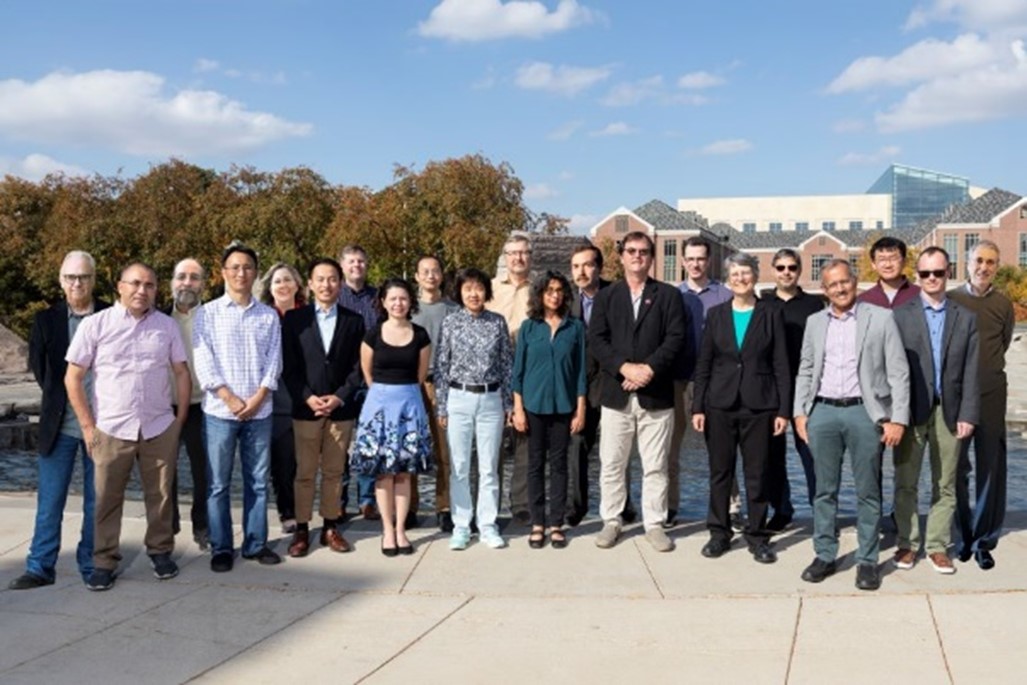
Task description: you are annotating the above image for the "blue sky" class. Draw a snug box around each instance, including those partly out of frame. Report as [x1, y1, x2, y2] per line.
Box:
[2, 0, 1026, 234]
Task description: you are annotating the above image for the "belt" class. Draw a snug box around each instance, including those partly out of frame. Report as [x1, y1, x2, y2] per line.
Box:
[449, 381, 501, 394]
[815, 396, 863, 408]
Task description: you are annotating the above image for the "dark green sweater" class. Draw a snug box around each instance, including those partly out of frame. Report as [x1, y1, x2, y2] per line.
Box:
[948, 285, 1015, 393]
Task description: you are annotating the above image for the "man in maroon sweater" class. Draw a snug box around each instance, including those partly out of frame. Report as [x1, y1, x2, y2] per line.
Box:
[858, 237, 920, 309]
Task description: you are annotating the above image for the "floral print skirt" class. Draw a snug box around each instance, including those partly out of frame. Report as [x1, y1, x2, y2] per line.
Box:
[351, 383, 433, 476]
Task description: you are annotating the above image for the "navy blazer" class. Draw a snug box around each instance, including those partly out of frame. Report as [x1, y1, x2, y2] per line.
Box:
[30, 299, 111, 455]
[570, 278, 610, 409]
[281, 304, 365, 421]
[693, 299, 791, 416]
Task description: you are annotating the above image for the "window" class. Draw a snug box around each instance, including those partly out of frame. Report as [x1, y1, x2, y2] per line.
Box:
[1020, 206, 1027, 219]
[742, 222, 756, 233]
[964, 233, 979, 256]
[663, 239, 677, 282]
[615, 215, 629, 233]
[1020, 233, 1027, 269]
[768, 222, 782, 233]
[811, 254, 833, 281]
[876, 220, 884, 229]
[849, 255, 860, 273]
[822, 221, 835, 231]
[944, 234, 958, 278]
[849, 221, 863, 230]
[795, 221, 809, 232]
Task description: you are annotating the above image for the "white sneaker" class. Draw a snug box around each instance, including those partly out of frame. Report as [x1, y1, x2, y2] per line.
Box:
[480, 529, 507, 549]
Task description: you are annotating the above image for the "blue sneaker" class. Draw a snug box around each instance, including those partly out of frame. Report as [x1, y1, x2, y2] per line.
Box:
[449, 528, 471, 551]
[480, 528, 507, 549]
[86, 568, 116, 592]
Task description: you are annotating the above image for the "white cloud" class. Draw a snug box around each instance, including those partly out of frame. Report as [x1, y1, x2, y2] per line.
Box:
[0, 153, 89, 180]
[547, 120, 583, 140]
[589, 122, 637, 137]
[0, 69, 312, 157]
[698, 138, 752, 155]
[193, 58, 287, 85]
[828, 34, 997, 92]
[905, 0, 1027, 33]
[837, 145, 902, 166]
[194, 58, 220, 73]
[601, 75, 708, 107]
[832, 118, 867, 133]
[677, 71, 725, 89]
[418, 0, 596, 42]
[523, 182, 558, 199]
[514, 61, 611, 95]
[567, 213, 598, 234]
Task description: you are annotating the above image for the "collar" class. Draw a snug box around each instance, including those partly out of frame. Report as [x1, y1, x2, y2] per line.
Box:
[921, 294, 947, 312]
[828, 302, 858, 321]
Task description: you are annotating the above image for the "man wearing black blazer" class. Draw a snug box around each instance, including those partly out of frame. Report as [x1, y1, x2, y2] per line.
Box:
[9, 251, 109, 590]
[588, 232, 687, 552]
[282, 258, 365, 557]
[892, 247, 979, 574]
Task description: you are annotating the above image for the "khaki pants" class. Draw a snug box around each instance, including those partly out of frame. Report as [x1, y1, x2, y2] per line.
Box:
[293, 418, 352, 523]
[414, 381, 451, 513]
[598, 395, 672, 530]
[92, 423, 178, 570]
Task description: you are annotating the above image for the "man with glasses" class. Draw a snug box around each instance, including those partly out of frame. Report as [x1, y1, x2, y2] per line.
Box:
[950, 240, 1014, 570]
[9, 252, 109, 590]
[892, 247, 978, 575]
[859, 236, 920, 309]
[167, 258, 210, 550]
[760, 249, 824, 529]
[194, 243, 283, 572]
[590, 231, 686, 552]
[487, 233, 534, 525]
[65, 262, 191, 591]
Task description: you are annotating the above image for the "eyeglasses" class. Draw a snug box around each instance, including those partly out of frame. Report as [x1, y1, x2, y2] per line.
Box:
[874, 254, 903, 264]
[624, 247, 651, 257]
[504, 250, 532, 257]
[61, 274, 93, 283]
[120, 279, 157, 292]
[917, 269, 947, 279]
[224, 265, 256, 273]
[774, 264, 799, 273]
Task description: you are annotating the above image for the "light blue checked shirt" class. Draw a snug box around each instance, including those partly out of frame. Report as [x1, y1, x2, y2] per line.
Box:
[192, 294, 282, 421]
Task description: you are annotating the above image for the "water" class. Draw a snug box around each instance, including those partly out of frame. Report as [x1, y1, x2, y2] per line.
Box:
[3, 428, 1026, 520]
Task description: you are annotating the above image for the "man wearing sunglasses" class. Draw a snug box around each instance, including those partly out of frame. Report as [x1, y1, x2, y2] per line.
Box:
[891, 247, 978, 575]
[760, 249, 824, 530]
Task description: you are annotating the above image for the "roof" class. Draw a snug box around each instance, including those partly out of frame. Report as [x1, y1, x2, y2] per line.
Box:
[938, 188, 1022, 225]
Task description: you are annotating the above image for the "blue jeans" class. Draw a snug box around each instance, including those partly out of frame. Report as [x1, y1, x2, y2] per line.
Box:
[26, 432, 94, 582]
[446, 388, 505, 535]
[204, 415, 271, 556]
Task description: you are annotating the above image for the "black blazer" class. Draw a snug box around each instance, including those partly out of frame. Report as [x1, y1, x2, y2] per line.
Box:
[281, 304, 365, 421]
[692, 299, 791, 416]
[30, 299, 111, 455]
[893, 297, 980, 431]
[571, 278, 610, 409]
[588, 278, 686, 411]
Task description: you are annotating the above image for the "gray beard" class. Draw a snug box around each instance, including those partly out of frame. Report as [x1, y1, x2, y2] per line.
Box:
[174, 289, 200, 310]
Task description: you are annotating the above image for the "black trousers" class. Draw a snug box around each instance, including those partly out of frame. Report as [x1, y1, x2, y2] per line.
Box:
[270, 414, 297, 521]
[704, 404, 774, 545]
[171, 403, 208, 534]
[567, 402, 600, 521]
[956, 385, 1007, 552]
[526, 411, 571, 528]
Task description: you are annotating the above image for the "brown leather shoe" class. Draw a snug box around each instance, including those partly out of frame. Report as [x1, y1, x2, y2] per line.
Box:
[320, 527, 352, 553]
[360, 504, 381, 521]
[928, 552, 955, 575]
[893, 548, 916, 570]
[288, 529, 310, 558]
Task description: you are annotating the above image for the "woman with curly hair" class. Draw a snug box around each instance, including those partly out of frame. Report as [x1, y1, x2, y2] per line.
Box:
[350, 278, 433, 556]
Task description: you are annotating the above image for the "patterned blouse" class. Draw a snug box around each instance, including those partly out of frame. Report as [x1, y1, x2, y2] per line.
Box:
[435, 308, 513, 417]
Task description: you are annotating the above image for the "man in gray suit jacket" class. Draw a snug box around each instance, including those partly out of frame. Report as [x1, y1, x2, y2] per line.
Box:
[794, 259, 910, 591]
[892, 247, 979, 574]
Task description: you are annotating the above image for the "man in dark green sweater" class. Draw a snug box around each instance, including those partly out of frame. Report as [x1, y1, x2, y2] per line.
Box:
[949, 240, 1015, 571]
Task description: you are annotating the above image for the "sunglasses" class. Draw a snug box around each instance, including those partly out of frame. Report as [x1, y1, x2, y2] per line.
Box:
[624, 247, 651, 257]
[774, 264, 799, 273]
[917, 269, 947, 279]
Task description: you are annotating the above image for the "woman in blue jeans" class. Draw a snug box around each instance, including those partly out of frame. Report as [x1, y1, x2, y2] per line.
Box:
[512, 271, 586, 549]
[435, 268, 513, 551]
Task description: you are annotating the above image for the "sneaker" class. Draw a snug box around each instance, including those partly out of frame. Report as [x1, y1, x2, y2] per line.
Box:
[800, 558, 837, 584]
[594, 522, 621, 549]
[449, 528, 471, 551]
[661, 510, 678, 530]
[480, 528, 507, 549]
[8, 572, 53, 590]
[210, 552, 234, 573]
[645, 528, 675, 553]
[149, 553, 179, 580]
[242, 546, 282, 565]
[893, 548, 916, 570]
[928, 552, 955, 575]
[86, 568, 116, 592]
[730, 512, 745, 533]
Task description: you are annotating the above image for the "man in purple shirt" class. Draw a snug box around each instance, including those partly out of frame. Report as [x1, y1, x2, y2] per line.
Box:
[858, 236, 920, 309]
[65, 262, 191, 592]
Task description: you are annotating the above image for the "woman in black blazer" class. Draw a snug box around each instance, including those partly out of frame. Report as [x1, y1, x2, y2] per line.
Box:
[692, 252, 791, 564]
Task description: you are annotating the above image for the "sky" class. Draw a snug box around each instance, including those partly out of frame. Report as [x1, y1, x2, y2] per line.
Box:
[1, 0, 1026, 234]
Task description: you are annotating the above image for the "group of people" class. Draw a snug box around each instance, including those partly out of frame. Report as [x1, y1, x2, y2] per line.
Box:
[7, 229, 1013, 593]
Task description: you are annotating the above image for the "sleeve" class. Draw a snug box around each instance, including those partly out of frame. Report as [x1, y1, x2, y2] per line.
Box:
[793, 318, 817, 417]
[191, 305, 226, 392]
[574, 320, 587, 398]
[259, 313, 282, 392]
[167, 319, 187, 364]
[435, 317, 452, 418]
[64, 316, 96, 369]
[587, 288, 626, 379]
[363, 324, 379, 348]
[692, 309, 716, 414]
[281, 313, 309, 405]
[497, 317, 514, 412]
[882, 311, 911, 426]
[335, 316, 366, 405]
[510, 319, 529, 395]
[28, 310, 46, 388]
[958, 313, 980, 425]
[769, 307, 792, 417]
[416, 324, 431, 350]
[643, 287, 686, 375]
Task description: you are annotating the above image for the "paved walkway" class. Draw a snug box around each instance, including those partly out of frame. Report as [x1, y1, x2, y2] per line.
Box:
[1, 494, 1025, 684]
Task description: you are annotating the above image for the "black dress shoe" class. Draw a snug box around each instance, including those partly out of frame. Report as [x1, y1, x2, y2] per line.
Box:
[210, 552, 234, 573]
[397, 544, 414, 556]
[437, 511, 454, 533]
[621, 506, 638, 524]
[801, 558, 837, 583]
[749, 541, 778, 564]
[242, 546, 282, 565]
[766, 514, 792, 533]
[701, 538, 731, 558]
[975, 549, 995, 570]
[855, 563, 881, 591]
[957, 545, 973, 563]
[661, 510, 678, 530]
[8, 572, 53, 590]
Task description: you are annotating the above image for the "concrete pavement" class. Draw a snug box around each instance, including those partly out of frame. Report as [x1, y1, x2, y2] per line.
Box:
[1, 493, 1025, 684]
